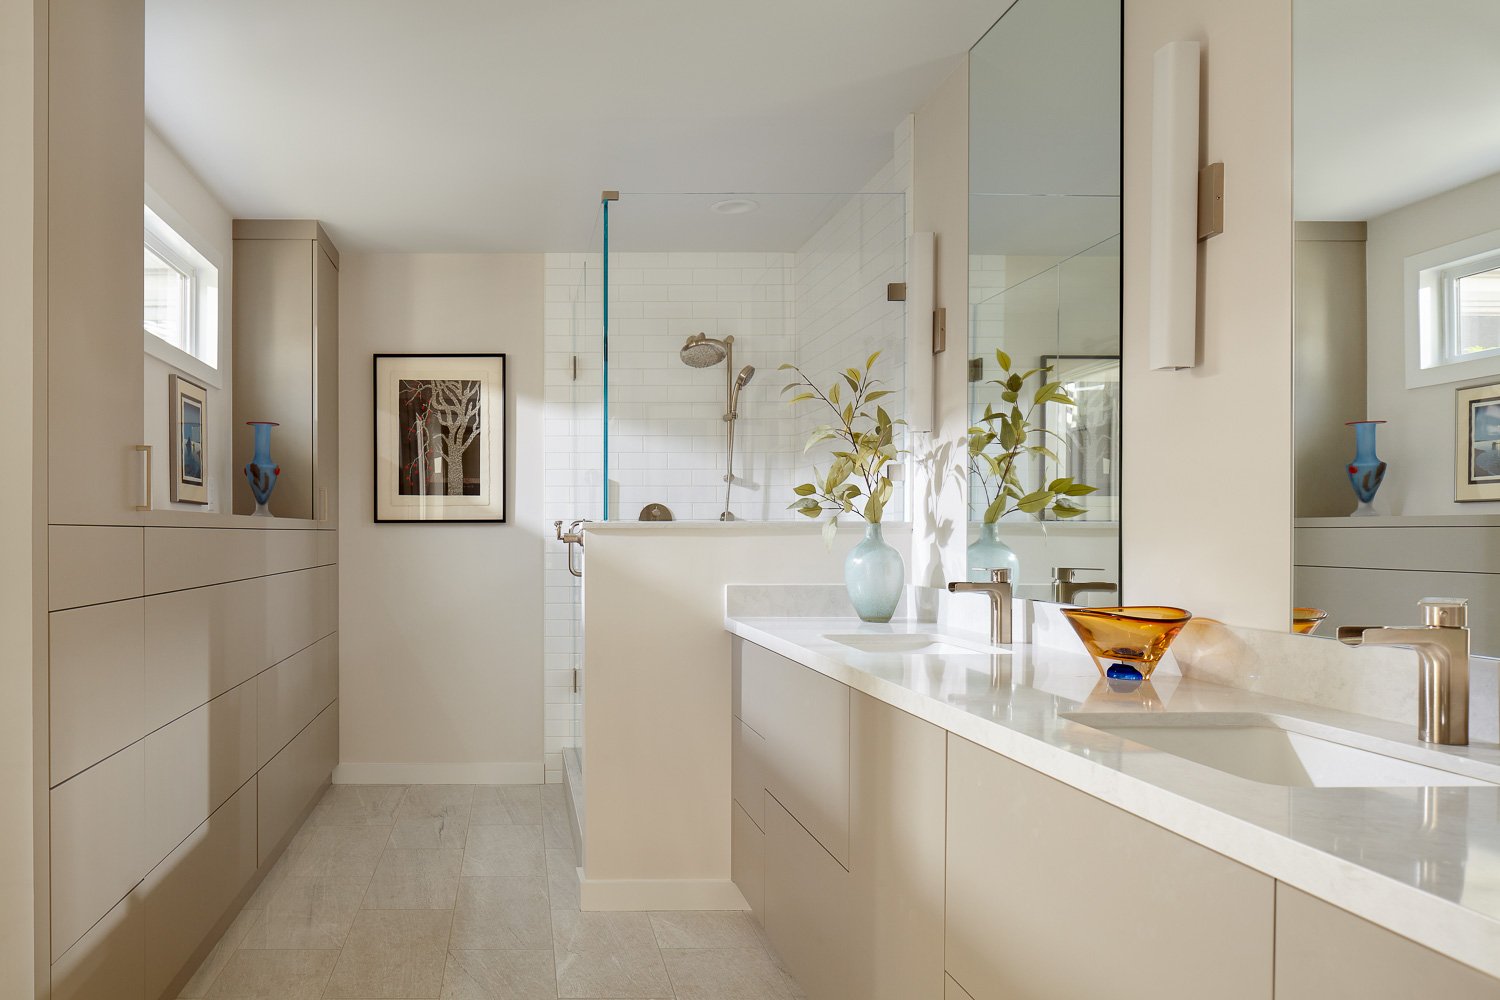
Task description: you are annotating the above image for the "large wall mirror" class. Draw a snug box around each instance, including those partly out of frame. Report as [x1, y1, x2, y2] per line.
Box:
[1293, 0, 1500, 652]
[966, 0, 1122, 599]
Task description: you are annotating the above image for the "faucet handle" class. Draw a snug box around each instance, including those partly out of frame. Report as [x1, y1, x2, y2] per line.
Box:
[1420, 598, 1468, 628]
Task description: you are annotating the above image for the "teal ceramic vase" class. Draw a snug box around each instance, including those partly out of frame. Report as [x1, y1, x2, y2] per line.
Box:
[967, 521, 1021, 583]
[845, 522, 904, 623]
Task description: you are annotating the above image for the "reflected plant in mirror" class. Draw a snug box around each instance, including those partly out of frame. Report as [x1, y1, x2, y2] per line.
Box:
[967, 350, 1097, 582]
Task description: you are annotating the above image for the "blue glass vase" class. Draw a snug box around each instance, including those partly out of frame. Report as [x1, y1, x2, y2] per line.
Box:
[845, 522, 904, 623]
[244, 420, 281, 517]
[1346, 419, 1387, 517]
[967, 521, 1021, 583]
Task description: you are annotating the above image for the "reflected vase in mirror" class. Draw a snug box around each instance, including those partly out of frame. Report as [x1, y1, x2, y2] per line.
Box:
[968, 522, 1021, 583]
[845, 523, 904, 623]
[244, 420, 281, 518]
[1346, 419, 1387, 517]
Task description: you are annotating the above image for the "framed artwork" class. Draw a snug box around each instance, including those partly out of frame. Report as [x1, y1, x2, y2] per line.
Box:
[169, 374, 209, 505]
[1456, 381, 1500, 501]
[1040, 355, 1119, 520]
[374, 353, 507, 523]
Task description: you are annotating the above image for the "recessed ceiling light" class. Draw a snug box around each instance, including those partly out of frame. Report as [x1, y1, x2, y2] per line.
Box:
[710, 199, 759, 215]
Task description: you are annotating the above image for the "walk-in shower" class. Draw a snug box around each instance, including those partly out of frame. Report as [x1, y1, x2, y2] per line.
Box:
[679, 333, 756, 520]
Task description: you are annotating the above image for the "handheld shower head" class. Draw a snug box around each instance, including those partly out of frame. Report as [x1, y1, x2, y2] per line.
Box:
[679, 333, 728, 368]
[733, 365, 755, 390]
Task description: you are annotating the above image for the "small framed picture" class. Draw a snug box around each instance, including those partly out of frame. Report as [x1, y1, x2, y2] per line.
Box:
[374, 353, 507, 523]
[1456, 381, 1500, 501]
[169, 374, 209, 505]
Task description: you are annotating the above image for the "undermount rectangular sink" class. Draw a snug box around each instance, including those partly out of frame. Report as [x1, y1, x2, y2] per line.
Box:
[1062, 712, 1493, 789]
[823, 632, 1003, 656]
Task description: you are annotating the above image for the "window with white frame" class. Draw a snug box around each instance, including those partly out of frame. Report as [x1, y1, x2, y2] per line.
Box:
[143, 206, 219, 372]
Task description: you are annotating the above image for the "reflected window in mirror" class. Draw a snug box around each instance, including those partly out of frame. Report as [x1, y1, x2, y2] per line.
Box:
[1292, 0, 1500, 652]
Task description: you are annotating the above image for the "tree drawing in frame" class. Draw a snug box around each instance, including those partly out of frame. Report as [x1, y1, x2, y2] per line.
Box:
[398, 378, 482, 497]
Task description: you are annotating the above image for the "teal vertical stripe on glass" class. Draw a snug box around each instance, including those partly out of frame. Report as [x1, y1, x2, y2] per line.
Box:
[601, 197, 610, 520]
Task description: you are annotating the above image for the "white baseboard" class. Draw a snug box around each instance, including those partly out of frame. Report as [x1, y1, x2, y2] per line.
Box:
[333, 761, 544, 784]
[579, 878, 749, 912]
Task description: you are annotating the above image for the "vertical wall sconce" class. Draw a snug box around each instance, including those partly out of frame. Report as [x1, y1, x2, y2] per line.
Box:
[1149, 39, 1202, 371]
[905, 231, 936, 433]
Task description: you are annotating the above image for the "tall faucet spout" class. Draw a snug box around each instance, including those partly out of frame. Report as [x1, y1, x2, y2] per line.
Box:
[1336, 600, 1470, 746]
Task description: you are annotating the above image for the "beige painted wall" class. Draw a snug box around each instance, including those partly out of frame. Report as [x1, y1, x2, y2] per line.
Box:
[580, 522, 912, 908]
[0, 0, 40, 992]
[337, 253, 546, 781]
[912, 58, 971, 589]
[1120, 0, 1294, 628]
[1294, 223, 1367, 517]
[1366, 171, 1500, 515]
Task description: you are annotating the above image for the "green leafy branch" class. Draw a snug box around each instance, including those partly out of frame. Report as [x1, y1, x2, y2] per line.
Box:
[781, 351, 904, 547]
[969, 349, 1097, 524]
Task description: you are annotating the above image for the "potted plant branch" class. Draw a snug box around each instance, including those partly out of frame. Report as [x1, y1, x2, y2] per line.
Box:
[782, 351, 905, 622]
[968, 349, 1098, 581]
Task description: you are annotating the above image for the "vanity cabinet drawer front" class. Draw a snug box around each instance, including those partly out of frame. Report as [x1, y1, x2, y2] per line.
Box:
[738, 640, 850, 865]
[732, 717, 767, 830]
[732, 800, 765, 922]
[764, 795, 851, 1000]
[256, 634, 339, 768]
[144, 526, 334, 594]
[50, 598, 147, 785]
[1274, 884, 1500, 998]
[945, 734, 1273, 1000]
[848, 692, 945, 1000]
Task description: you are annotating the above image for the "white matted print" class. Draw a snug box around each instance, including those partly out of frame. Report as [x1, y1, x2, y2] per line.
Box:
[374, 354, 506, 522]
[169, 373, 209, 505]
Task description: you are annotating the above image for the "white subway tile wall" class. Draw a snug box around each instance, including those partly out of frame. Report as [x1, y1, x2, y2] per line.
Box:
[539, 121, 913, 782]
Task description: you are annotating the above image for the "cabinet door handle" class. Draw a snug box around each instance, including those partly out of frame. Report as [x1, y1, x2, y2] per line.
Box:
[135, 444, 152, 511]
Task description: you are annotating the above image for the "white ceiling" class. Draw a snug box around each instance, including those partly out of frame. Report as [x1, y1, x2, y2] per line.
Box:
[145, 0, 1002, 252]
[1294, 0, 1500, 221]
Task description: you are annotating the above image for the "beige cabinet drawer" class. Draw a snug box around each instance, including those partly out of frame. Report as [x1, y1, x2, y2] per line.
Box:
[737, 640, 850, 865]
[732, 800, 764, 923]
[49, 525, 143, 610]
[764, 795, 851, 1000]
[945, 734, 1274, 1000]
[1275, 884, 1500, 998]
[258, 701, 338, 864]
[731, 716, 766, 831]
[848, 692, 945, 1000]
[256, 634, 339, 767]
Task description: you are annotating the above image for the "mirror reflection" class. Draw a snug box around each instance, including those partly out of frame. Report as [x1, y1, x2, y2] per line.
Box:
[1292, 0, 1500, 653]
[967, 0, 1122, 598]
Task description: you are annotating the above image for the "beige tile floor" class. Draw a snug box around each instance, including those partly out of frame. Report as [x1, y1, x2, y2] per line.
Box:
[178, 783, 804, 999]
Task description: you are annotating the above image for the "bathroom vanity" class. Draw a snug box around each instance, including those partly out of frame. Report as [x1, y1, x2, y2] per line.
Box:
[726, 592, 1500, 1000]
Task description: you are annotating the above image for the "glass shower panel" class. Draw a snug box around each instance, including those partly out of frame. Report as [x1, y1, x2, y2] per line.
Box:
[599, 191, 906, 523]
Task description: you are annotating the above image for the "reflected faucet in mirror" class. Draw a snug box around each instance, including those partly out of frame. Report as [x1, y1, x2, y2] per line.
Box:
[1337, 598, 1470, 746]
[1053, 567, 1118, 605]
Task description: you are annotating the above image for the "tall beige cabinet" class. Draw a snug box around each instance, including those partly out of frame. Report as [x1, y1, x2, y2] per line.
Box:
[232, 220, 340, 523]
[40, 3, 342, 999]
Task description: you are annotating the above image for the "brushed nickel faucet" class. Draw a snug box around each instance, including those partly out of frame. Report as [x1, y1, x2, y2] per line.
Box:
[1337, 598, 1471, 746]
[1053, 567, 1118, 605]
[948, 569, 1013, 645]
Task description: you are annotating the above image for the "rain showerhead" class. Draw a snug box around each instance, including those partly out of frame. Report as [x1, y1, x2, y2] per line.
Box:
[679, 333, 728, 368]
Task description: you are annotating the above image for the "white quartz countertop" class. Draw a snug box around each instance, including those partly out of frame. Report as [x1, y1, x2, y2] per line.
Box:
[725, 613, 1500, 978]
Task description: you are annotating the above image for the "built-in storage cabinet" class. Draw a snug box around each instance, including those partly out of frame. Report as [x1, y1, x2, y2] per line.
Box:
[945, 733, 1274, 999]
[231, 220, 340, 521]
[732, 638, 947, 1000]
[48, 0, 146, 523]
[1274, 884, 1500, 999]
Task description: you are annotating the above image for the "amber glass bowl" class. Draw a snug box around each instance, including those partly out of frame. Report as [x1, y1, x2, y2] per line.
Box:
[1061, 606, 1194, 681]
[1291, 608, 1328, 635]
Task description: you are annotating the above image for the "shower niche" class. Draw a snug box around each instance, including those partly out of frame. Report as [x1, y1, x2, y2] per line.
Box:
[544, 190, 909, 526]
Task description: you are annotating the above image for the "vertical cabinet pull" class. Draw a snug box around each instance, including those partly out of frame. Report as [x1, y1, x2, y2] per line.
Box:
[135, 444, 152, 511]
